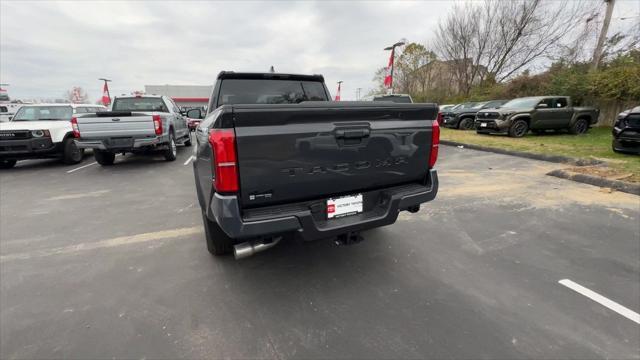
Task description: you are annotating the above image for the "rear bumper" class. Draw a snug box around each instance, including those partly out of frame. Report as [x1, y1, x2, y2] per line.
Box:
[207, 170, 438, 242]
[75, 135, 167, 151]
[613, 136, 640, 154]
[0, 138, 62, 160]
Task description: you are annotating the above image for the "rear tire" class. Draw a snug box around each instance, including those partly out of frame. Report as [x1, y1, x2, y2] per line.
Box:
[201, 211, 233, 255]
[458, 117, 475, 130]
[164, 133, 177, 161]
[509, 119, 529, 138]
[62, 137, 84, 164]
[569, 118, 589, 135]
[0, 160, 17, 169]
[94, 150, 116, 166]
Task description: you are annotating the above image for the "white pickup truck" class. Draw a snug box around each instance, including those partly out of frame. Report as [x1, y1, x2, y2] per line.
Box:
[74, 95, 191, 165]
[0, 103, 105, 169]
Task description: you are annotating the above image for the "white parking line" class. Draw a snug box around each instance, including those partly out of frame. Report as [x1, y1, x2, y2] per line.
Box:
[183, 156, 194, 166]
[66, 161, 97, 174]
[559, 279, 640, 325]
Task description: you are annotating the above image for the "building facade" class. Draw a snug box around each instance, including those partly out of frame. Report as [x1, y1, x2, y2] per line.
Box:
[144, 85, 213, 109]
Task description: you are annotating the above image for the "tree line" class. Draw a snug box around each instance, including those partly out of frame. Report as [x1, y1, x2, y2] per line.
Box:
[372, 0, 640, 105]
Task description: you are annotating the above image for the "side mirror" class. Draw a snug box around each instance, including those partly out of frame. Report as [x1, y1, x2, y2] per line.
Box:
[536, 103, 548, 109]
[186, 108, 202, 119]
[8, 116, 12, 121]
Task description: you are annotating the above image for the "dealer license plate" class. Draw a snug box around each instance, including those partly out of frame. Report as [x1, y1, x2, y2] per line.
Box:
[481, 123, 488, 127]
[327, 194, 363, 219]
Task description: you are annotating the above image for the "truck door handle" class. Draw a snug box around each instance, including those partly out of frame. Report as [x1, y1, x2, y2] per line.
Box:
[335, 129, 370, 139]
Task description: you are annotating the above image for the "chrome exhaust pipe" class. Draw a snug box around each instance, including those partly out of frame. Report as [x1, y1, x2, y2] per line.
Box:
[233, 236, 282, 260]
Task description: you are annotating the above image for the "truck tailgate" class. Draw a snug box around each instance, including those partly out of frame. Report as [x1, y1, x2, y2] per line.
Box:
[76, 111, 156, 139]
[233, 103, 437, 208]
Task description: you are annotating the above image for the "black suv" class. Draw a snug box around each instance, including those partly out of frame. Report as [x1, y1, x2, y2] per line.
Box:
[612, 106, 640, 154]
[442, 100, 508, 130]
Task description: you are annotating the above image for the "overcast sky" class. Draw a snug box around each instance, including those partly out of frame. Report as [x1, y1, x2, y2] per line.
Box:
[1, 0, 638, 101]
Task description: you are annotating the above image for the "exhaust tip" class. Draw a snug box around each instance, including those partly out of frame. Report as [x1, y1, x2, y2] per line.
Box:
[233, 236, 283, 260]
[233, 242, 254, 260]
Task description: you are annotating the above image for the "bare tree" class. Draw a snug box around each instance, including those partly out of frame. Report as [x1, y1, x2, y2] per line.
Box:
[64, 87, 89, 104]
[434, 0, 597, 95]
[393, 43, 437, 94]
[433, 3, 479, 96]
[370, 67, 389, 96]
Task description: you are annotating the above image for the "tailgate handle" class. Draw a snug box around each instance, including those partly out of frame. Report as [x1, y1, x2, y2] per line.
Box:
[336, 129, 370, 139]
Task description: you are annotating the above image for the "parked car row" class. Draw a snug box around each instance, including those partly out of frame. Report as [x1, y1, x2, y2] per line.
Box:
[441, 96, 600, 138]
[0, 94, 204, 168]
[441, 100, 509, 130]
[475, 96, 599, 137]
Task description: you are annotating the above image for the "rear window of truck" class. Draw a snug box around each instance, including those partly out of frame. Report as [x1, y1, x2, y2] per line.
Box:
[112, 98, 168, 112]
[218, 79, 328, 105]
[12, 106, 73, 121]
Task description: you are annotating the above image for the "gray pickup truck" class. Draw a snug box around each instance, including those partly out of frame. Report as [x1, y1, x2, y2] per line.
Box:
[193, 72, 439, 259]
[74, 95, 191, 165]
[475, 96, 599, 137]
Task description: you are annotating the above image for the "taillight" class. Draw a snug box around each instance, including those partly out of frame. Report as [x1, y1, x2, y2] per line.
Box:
[429, 120, 439, 168]
[437, 112, 443, 126]
[209, 129, 239, 193]
[152, 115, 162, 135]
[71, 117, 80, 138]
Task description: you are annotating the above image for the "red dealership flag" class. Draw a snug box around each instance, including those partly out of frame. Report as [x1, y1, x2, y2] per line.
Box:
[101, 83, 111, 106]
[383, 48, 394, 88]
[335, 82, 341, 101]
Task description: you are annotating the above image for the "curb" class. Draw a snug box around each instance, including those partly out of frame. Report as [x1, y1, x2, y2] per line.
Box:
[546, 169, 640, 196]
[441, 140, 602, 166]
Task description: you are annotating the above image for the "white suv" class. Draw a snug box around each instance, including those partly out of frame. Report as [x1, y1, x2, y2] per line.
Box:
[0, 103, 105, 168]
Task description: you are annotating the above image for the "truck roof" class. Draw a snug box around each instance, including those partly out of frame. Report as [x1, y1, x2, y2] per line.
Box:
[514, 96, 569, 100]
[114, 95, 164, 99]
[16, 103, 105, 108]
[217, 71, 324, 82]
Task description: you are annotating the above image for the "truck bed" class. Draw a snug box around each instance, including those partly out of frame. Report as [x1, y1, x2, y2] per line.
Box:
[231, 102, 438, 208]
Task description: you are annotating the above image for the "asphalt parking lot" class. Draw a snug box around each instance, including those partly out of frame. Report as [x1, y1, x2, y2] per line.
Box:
[1, 145, 639, 359]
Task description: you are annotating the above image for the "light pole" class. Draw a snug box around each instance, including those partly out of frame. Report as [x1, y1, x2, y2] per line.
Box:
[591, 0, 615, 70]
[98, 78, 112, 105]
[384, 41, 405, 94]
[356, 87, 362, 101]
